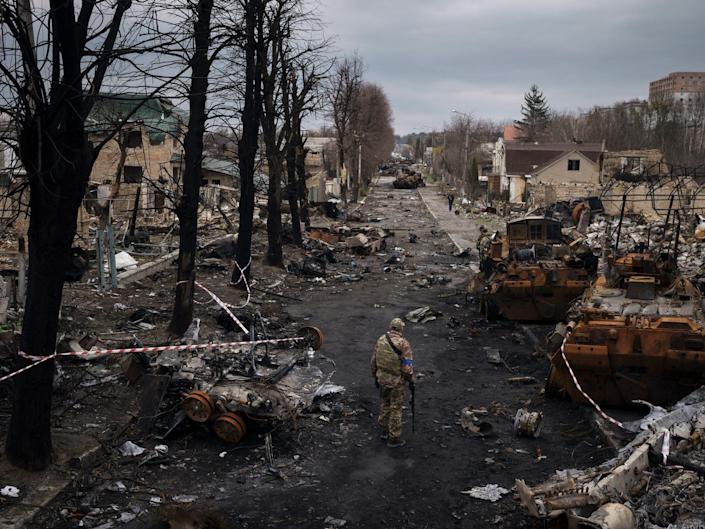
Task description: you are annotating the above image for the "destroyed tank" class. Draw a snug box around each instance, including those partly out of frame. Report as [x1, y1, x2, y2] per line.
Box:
[392, 168, 425, 189]
[180, 326, 327, 443]
[477, 216, 596, 322]
[546, 247, 705, 406]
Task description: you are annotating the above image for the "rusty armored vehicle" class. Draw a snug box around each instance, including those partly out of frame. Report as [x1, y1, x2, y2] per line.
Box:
[546, 245, 705, 406]
[477, 216, 596, 322]
[392, 167, 425, 189]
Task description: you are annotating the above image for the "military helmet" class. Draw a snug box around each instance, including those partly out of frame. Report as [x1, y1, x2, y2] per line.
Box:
[389, 318, 405, 332]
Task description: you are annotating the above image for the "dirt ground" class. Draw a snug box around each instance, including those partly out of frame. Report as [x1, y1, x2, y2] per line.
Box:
[7, 177, 610, 529]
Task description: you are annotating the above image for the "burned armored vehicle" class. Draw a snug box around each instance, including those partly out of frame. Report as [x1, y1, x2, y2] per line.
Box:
[392, 167, 425, 189]
[177, 326, 333, 443]
[476, 216, 596, 322]
[546, 201, 705, 406]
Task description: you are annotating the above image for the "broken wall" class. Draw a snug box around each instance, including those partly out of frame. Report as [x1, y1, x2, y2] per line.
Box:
[601, 179, 705, 220]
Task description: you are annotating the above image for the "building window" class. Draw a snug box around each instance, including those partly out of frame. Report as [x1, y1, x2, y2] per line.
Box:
[123, 165, 144, 183]
[568, 159, 580, 171]
[201, 179, 208, 187]
[529, 223, 543, 240]
[123, 130, 143, 148]
[0, 173, 10, 187]
[212, 179, 221, 186]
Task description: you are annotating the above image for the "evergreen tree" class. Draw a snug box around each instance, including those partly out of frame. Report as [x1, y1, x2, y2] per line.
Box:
[515, 84, 551, 142]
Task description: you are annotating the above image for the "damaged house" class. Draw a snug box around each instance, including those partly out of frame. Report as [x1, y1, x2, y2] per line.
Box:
[84, 94, 187, 226]
[490, 138, 605, 205]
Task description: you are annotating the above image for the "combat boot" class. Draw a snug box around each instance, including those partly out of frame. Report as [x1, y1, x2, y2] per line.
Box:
[387, 438, 406, 448]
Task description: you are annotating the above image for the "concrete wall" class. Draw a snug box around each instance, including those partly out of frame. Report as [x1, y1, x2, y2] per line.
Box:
[601, 180, 705, 220]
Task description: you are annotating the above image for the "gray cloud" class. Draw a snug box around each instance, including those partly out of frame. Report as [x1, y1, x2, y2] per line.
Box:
[320, 0, 705, 133]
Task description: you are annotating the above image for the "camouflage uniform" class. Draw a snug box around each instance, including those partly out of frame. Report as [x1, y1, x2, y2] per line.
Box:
[370, 318, 414, 442]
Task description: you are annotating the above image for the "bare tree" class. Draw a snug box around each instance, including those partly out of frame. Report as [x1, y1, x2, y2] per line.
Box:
[233, 0, 266, 284]
[168, 0, 217, 335]
[350, 82, 394, 198]
[327, 54, 363, 205]
[283, 57, 327, 244]
[0, 0, 168, 469]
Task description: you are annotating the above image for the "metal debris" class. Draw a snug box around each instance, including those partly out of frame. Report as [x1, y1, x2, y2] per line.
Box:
[460, 484, 510, 502]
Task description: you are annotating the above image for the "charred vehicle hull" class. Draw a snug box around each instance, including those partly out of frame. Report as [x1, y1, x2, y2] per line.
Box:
[476, 216, 596, 322]
[547, 251, 705, 406]
[483, 262, 591, 322]
[547, 316, 705, 406]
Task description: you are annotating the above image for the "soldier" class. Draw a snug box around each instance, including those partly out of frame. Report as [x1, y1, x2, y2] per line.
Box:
[370, 318, 414, 447]
[447, 191, 455, 212]
[476, 226, 495, 276]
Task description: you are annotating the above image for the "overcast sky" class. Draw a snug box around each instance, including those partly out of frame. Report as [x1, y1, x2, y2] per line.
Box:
[318, 0, 705, 135]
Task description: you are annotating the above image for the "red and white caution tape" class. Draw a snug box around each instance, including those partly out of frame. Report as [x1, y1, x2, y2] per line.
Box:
[0, 355, 55, 384]
[195, 281, 248, 335]
[0, 336, 304, 384]
[558, 332, 626, 430]
[661, 428, 671, 464]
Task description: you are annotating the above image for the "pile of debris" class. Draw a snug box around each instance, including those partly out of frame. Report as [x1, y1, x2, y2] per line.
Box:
[517, 385, 705, 529]
[579, 214, 705, 278]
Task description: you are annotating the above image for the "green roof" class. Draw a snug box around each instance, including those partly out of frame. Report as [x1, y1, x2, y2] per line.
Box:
[170, 154, 269, 193]
[86, 94, 186, 143]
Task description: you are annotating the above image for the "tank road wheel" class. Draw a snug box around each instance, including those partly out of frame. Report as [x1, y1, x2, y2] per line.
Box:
[213, 412, 248, 444]
[182, 390, 215, 423]
[298, 326, 325, 350]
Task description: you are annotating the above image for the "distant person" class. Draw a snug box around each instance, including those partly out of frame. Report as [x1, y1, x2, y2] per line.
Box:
[447, 192, 455, 211]
[370, 318, 414, 447]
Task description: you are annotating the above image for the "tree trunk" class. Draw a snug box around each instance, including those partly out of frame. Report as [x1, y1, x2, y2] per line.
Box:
[6, 108, 89, 471]
[297, 143, 310, 228]
[351, 145, 360, 203]
[338, 146, 347, 205]
[265, 155, 283, 267]
[168, 0, 213, 335]
[233, 0, 263, 286]
[286, 141, 302, 246]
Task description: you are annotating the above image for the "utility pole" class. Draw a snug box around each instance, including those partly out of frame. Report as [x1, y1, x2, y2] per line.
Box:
[357, 140, 362, 195]
[452, 109, 472, 195]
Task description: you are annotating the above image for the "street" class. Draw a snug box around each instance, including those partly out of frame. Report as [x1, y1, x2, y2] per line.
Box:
[22, 177, 605, 529]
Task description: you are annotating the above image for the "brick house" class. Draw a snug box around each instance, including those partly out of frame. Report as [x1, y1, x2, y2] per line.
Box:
[86, 95, 187, 220]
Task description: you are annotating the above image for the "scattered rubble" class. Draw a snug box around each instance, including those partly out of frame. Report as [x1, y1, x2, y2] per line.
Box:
[460, 484, 510, 502]
[516, 385, 705, 528]
[405, 306, 442, 323]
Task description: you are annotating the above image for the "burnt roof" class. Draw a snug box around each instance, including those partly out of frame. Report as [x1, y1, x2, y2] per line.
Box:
[505, 142, 602, 175]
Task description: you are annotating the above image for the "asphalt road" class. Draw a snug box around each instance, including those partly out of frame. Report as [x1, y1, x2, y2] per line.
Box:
[26, 177, 605, 529]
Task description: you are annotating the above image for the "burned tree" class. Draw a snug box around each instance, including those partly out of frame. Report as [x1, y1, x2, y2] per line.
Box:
[283, 58, 327, 245]
[259, 0, 288, 267]
[168, 0, 216, 335]
[233, 0, 266, 284]
[0, 0, 164, 469]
